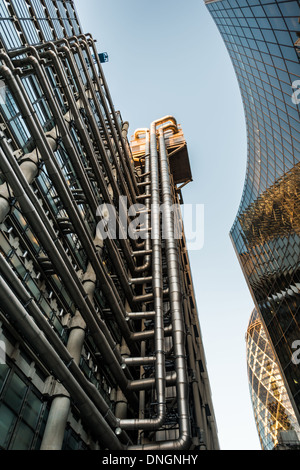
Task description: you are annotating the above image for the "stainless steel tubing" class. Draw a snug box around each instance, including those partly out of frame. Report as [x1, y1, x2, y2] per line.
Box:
[50, 43, 142, 274]
[12, 51, 100, 215]
[118, 123, 166, 432]
[84, 36, 139, 198]
[126, 312, 156, 321]
[69, 36, 139, 221]
[2, 57, 138, 350]
[68, 39, 135, 208]
[131, 325, 173, 342]
[10, 55, 139, 348]
[0, 274, 124, 450]
[0, 140, 136, 404]
[0, 253, 131, 446]
[126, 117, 192, 450]
[127, 372, 177, 392]
[131, 250, 152, 258]
[129, 276, 153, 285]
[158, 126, 192, 449]
[133, 130, 152, 274]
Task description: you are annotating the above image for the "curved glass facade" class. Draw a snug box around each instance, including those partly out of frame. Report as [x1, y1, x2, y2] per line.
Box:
[205, 0, 300, 423]
[247, 309, 300, 449]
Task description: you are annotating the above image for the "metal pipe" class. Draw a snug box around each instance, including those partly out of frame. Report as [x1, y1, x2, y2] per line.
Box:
[124, 357, 156, 367]
[68, 40, 135, 208]
[0, 249, 132, 448]
[1, 59, 139, 352]
[158, 125, 191, 449]
[118, 124, 166, 432]
[126, 312, 156, 321]
[0, 274, 124, 450]
[127, 372, 177, 392]
[84, 36, 139, 197]
[12, 51, 100, 215]
[131, 325, 172, 342]
[0, 136, 136, 404]
[130, 276, 152, 285]
[52, 42, 144, 272]
[0, 57, 140, 373]
[132, 250, 152, 258]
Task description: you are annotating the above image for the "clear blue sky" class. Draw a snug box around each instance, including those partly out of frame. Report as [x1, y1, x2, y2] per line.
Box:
[75, 0, 261, 450]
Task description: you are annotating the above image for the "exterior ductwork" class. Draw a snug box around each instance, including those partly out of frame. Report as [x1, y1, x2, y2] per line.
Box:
[0, 6, 219, 450]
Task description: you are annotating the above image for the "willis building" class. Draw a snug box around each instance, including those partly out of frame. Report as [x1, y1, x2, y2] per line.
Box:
[0, 0, 219, 450]
[205, 0, 300, 448]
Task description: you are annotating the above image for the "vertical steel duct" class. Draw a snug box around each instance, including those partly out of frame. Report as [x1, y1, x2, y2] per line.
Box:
[158, 124, 191, 449]
[119, 124, 166, 431]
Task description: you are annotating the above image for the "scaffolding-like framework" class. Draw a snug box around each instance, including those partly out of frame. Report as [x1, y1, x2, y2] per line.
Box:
[0, 0, 219, 451]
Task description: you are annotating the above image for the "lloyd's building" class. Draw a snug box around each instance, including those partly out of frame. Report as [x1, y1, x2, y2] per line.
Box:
[205, 0, 300, 450]
[0, 0, 219, 451]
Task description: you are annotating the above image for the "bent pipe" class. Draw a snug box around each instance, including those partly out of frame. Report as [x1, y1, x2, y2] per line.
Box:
[82, 36, 139, 198]
[0, 140, 139, 407]
[2, 75, 166, 414]
[6, 53, 154, 356]
[70, 39, 135, 208]
[46, 43, 145, 272]
[0, 63, 139, 356]
[34, 44, 134, 257]
[0, 275, 124, 451]
[13, 44, 147, 279]
[0, 57, 136, 344]
[76, 36, 146, 252]
[12, 51, 100, 215]
[0, 253, 132, 447]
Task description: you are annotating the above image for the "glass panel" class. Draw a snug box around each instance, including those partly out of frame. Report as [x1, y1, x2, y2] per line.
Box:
[22, 391, 42, 428]
[0, 403, 17, 448]
[4, 373, 27, 413]
[10, 420, 34, 450]
[0, 365, 9, 394]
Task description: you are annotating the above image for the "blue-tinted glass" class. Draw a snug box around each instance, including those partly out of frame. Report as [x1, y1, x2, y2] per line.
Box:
[251, 6, 265, 16]
[262, 29, 277, 43]
[241, 7, 254, 17]
[256, 17, 271, 29]
[274, 30, 293, 46]
[279, 1, 300, 16]
[263, 3, 281, 16]
[269, 17, 288, 30]
[267, 42, 282, 57]
[284, 17, 300, 31]
[280, 46, 298, 62]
